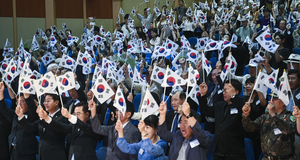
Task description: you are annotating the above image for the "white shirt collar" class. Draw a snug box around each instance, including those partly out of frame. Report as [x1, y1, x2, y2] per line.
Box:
[49, 108, 60, 118]
[106, 99, 112, 104]
[123, 121, 129, 128]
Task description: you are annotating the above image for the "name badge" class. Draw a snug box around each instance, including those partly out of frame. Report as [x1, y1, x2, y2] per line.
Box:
[139, 148, 144, 155]
[296, 92, 300, 100]
[150, 86, 157, 92]
[274, 128, 282, 135]
[230, 108, 238, 114]
[190, 139, 200, 148]
[256, 100, 260, 105]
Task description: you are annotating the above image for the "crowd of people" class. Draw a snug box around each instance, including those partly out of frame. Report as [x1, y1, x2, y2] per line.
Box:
[1, 0, 300, 159]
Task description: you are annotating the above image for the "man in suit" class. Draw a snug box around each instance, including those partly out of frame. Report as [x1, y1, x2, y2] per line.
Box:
[203, 67, 223, 134]
[39, 102, 99, 160]
[279, 19, 294, 53]
[198, 80, 247, 160]
[16, 93, 69, 160]
[0, 82, 38, 160]
[65, 86, 87, 114]
[90, 99, 141, 160]
[166, 91, 185, 133]
[158, 101, 212, 160]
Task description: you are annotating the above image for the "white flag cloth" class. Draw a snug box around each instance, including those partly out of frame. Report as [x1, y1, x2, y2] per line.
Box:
[19, 38, 24, 49]
[2, 59, 17, 87]
[19, 76, 36, 94]
[33, 72, 57, 97]
[0, 57, 11, 75]
[221, 40, 237, 51]
[67, 34, 74, 46]
[171, 52, 182, 70]
[20, 57, 33, 78]
[195, 37, 209, 51]
[127, 64, 134, 80]
[60, 44, 68, 53]
[151, 65, 166, 84]
[253, 71, 268, 98]
[100, 26, 106, 36]
[263, 69, 279, 94]
[187, 65, 200, 87]
[161, 67, 187, 87]
[188, 84, 201, 105]
[4, 39, 11, 48]
[204, 39, 220, 52]
[41, 52, 55, 66]
[133, 67, 147, 86]
[119, 8, 125, 16]
[142, 23, 148, 33]
[186, 48, 199, 65]
[76, 51, 92, 68]
[51, 25, 58, 32]
[114, 86, 126, 116]
[107, 65, 117, 80]
[164, 38, 179, 53]
[127, 41, 137, 54]
[201, 52, 212, 75]
[255, 28, 279, 53]
[278, 72, 290, 106]
[59, 54, 76, 71]
[49, 33, 57, 47]
[180, 36, 190, 49]
[220, 54, 233, 82]
[141, 88, 160, 119]
[131, 7, 137, 16]
[62, 23, 68, 30]
[92, 74, 115, 104]
[92, 65, 102, 83]
[30, 70, 41, 80]
[56, 72, 76, 93]
[31, 35, 40, 51]
[152, 46, 171, 58]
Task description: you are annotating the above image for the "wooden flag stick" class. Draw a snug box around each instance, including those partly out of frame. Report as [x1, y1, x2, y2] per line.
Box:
[285, 70, 296, 106]
[162, 65, 169, 102]
[185, 64, 191, 102]
[229, 52, 232, 84]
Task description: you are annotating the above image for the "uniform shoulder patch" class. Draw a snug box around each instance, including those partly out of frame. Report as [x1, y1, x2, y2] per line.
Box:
[290, 116, 296, 122]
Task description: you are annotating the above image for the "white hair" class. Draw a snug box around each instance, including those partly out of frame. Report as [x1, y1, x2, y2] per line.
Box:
[47, 63, 58, 72]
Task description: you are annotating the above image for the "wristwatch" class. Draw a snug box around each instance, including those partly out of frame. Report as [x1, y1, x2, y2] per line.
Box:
[186, 113, 193, 118]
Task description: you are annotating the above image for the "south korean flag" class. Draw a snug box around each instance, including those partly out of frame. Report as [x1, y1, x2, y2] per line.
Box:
[20, 57, 33, 78]
[150, 65, 166, 84]
[91, 74, 115, 104]
[141, 87, 159, 119]
[33, 72, 57, 97]
[113, 86, 126, 116]
[57, 71, 76, 93]
[59, 54, 76, 71]
[188, 84, 201, 105]
[41, 52, 55, 66]
[92, 65, 102, 83]
[19, 76, 36, 94]
[76, 51, 92, 68]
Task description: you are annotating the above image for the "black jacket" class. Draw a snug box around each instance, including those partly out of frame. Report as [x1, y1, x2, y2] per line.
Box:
[0, 99, 38, 157]
[199, 94, 246, 155]
[49, 117, 99, 160]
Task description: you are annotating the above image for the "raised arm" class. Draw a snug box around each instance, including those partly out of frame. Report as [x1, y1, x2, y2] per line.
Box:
[242, 102, 263, 132]
[157, 101, 174, 143]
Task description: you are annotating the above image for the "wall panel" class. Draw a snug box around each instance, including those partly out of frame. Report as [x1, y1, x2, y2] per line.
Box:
[86, 0, 113, 19]
[56, 0, 83, 18]
[16, 0, 45, 18]
[0, 0, 13, 17]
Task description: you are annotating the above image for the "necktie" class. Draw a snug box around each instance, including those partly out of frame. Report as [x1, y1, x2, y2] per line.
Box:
[105, 108, 111, 126]
[208, 85, 218, 106]
[172, 113, 179, 133]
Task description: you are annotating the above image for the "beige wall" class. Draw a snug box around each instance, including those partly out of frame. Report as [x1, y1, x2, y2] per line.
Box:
[121, 0, 196, 27]
[0, 17, 14, 48]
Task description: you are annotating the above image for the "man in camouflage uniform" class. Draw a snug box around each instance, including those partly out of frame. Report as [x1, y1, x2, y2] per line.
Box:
[242, 93, 296, 160]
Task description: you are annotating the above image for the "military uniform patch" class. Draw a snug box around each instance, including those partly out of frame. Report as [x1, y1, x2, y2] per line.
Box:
[290, 116, 296, 122]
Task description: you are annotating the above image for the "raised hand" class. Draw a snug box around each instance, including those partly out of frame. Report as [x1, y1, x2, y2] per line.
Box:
[127, 93, 133, 103]
[38, 107, 48, 120]
[115, 120, 124, 137]
[138, 120, 146, 134]
[267, 101, 275, 116]
[15, 105, 24, 118]
[89, 100, 97, 118]
[293, 106, 300, 118]
[0, 82, 4, 93]
[182, 102, 191, 116]
[242, 102, 251, 117]
[61, 107, 71, 119]
[159, 101, 167, 116]
[199, 82, 208, 96]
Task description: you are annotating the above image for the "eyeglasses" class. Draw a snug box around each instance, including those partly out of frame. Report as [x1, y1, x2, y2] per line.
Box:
[16, 100, 26, 105]
[73, 112, 84, 116]
[44, 99, 53, 104]
[288, 77, 297, 81]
